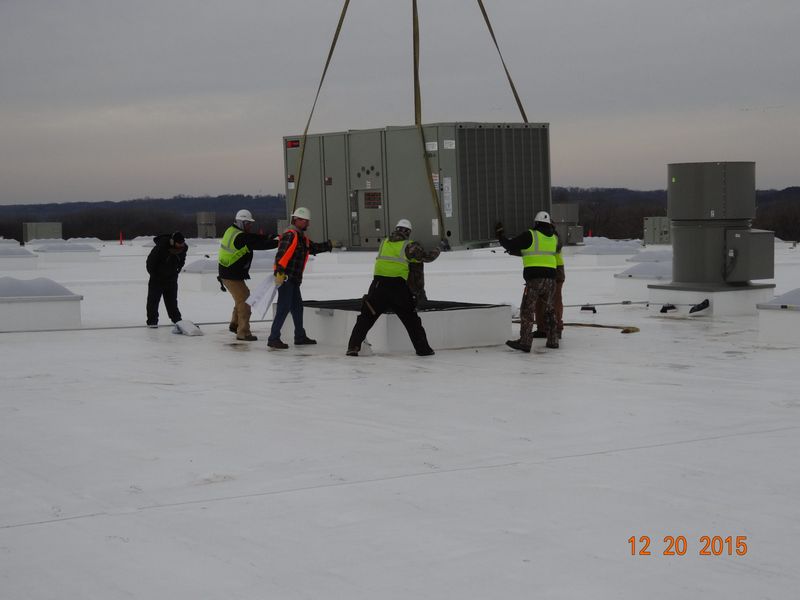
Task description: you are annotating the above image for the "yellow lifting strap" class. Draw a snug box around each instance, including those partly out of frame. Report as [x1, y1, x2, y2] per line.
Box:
[412, 0, 448, 246]
[475, 0, 529, 124]
[292, 0, 529, 240]
[290, 0, 351, 213]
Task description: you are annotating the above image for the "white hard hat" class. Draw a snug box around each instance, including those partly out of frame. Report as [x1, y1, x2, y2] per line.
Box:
[235, 209, 255, 222]
[396, 219, 412, 230]
[534, 210, 551, 224]
[291, 207, 311, 220]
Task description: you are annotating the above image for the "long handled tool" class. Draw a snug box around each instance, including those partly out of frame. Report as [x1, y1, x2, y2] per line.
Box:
[512, 318, 639, 334]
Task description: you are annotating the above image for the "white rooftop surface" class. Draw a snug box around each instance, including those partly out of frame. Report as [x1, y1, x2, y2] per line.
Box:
[2, 240, 800, 599]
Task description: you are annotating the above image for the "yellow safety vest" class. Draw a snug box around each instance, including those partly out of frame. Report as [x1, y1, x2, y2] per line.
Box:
[218, 226, 249, 267]
[374, 239, 411, 279]
[521, 229, 557, 269]
[556, 250, 564, 267]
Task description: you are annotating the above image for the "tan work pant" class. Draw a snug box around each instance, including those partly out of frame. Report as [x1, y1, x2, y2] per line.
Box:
[222, 279, 252, 338]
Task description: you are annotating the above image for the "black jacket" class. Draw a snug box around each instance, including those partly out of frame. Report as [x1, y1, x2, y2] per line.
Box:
[147, 234, 187, 282]
[218, 227, 279, 280]
[498, 222, 560, 281]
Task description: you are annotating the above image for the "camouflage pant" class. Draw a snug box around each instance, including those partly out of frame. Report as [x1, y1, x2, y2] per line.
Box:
[519, 278, 557, 346]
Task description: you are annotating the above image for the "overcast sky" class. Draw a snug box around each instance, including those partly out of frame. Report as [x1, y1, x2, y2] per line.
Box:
[1, 1, 798, 205]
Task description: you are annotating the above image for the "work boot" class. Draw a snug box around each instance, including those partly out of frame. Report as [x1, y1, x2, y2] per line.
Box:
[532, 330, 547, 339]
[229, 324, 237, 333]
[267, 339, 289, 349]
[416, 348, 435, 356]
[237, 334, 258, 342]
[346, 346, 360, 357]
[294, 336, 317, 345]
[505, 339, 531, 353]
[546, 341, 559, 349]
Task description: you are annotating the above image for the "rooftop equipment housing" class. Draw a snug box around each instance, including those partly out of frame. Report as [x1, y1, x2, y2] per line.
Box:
[648, 161, 775, 316]
[283, 122, 551, 249]
[23, 222, 62, 244]
[551, 202, 583, 245]
[668, 162, 773, 286]
[643, 216, 671, 245]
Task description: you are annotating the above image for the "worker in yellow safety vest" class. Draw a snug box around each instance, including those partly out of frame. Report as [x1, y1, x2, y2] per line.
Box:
[218, 209, 279, 341]
[346, 219, 440, 357]
[534, 236, 565, 340]
[495, 211, 559, 352]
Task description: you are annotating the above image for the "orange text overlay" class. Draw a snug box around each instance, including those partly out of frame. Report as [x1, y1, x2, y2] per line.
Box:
[628, 535, 748, 556]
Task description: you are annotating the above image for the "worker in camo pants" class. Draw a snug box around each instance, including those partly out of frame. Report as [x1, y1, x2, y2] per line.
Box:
[495, 211, 559, 353]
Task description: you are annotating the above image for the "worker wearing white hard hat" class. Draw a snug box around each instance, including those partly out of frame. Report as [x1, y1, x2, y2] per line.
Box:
[267, 207, 339, 349]
[494, 209, 560, 352]
[345, 217, 440, 357]
[218, 209, 279, 341]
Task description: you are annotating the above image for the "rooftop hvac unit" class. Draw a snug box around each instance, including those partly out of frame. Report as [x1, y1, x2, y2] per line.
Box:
[283, 122, 551, 249]
[648, 162, 776, 316]
[667, 162, 773, 285]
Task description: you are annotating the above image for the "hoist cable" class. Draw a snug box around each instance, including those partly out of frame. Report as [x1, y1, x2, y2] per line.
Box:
[476, 0, 528, 123]
[412, 0, 449, 247]
[291, 0, 351, 213]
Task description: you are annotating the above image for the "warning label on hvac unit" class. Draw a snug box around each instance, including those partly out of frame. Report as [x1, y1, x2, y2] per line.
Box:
[443, 177, 453, 217]
[443, 139, 455, 150]
[425, 141, 438, 152]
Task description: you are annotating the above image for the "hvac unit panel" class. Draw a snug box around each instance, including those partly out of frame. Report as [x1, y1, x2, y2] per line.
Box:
[283, 136, 326, 239]
[435, 124, 461, 245]
[668, 162, 756, 221]
[348, 130, 386, 247]
[643, 216, 671, 245]
[321, 134, 350, 246]
[725, 228, 775, 282]
[566, 225, 584, 245]
[456, 125, 550, 243]
[348, 130, 385, 191]
[384, 126, 442, 248]
[551, 203, 579, 223]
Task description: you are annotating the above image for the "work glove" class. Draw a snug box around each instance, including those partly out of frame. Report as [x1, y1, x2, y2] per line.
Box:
[494, 222, 504, 238]
[329, 239, 342, 249]
[274, 269, 287, 288]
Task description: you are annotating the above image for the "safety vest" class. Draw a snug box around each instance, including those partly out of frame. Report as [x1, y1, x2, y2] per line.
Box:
[218, 226, 249, 267]
[556, 250, 564, 267]
[374, 239, 412, 279]
[521, 229, 557, 269]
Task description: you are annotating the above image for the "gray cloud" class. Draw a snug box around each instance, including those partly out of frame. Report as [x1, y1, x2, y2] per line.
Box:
[1, 0, 798, 204]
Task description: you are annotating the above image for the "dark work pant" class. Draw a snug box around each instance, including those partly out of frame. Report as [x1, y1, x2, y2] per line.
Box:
[269, 280, 306, 342]
[147, 278, 181, 325]
[347, 277, 433, 354]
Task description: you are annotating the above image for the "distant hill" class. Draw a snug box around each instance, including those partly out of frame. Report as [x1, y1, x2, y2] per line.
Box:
[0, 194, 286, 242]
[0, 187, 797, 243]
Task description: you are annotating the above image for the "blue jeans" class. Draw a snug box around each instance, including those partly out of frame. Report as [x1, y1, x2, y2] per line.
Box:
[268, 280, 307, 342]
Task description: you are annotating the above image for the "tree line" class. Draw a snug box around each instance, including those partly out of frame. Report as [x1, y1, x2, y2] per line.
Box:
[0, 194, 285, 242]
[0, 188, 797, 243]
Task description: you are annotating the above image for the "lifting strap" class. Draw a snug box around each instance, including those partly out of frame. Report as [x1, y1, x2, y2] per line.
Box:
[476, 0, 528, 123]
[412, 0, 448, 247]
[292, 0, 529, 241]
[290, 0, 351, 213]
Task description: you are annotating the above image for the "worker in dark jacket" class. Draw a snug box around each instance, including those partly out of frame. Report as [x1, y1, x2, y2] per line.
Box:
[496, 211, 559, 352]
[146, 231, 187, 327]
[267, 207, 334, 349]
[218, 209, 279, 341]
[346, 219, 440, 357]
